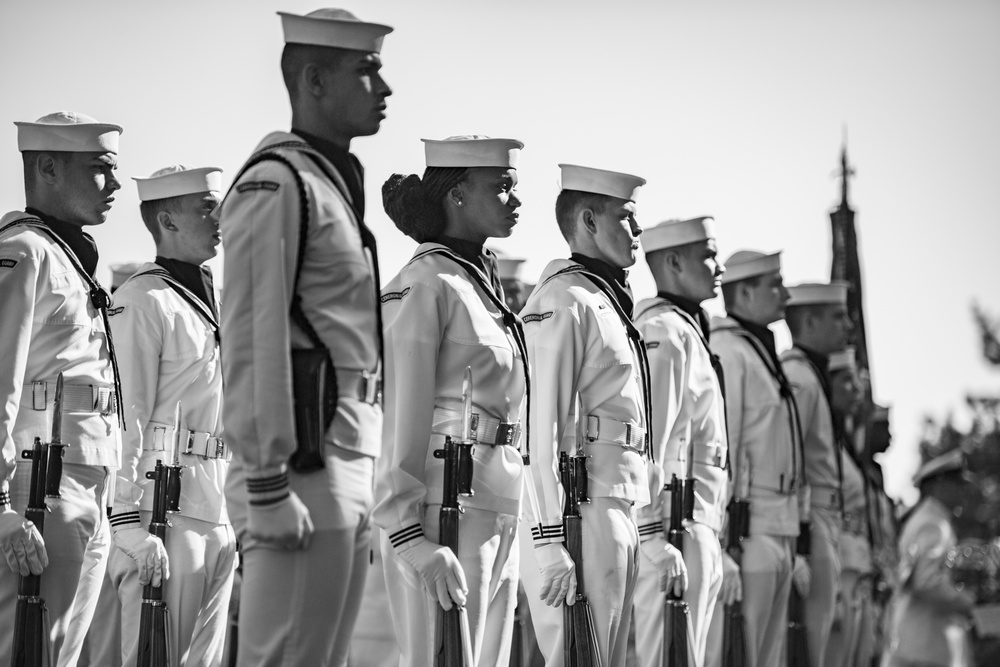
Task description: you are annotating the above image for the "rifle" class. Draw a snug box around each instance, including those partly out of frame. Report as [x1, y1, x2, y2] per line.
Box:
[721, 499, 750, 667]
[662, 474, 690, 667]
[560, 451, 602, 667]
[787, 587, 810, 667]
[434, 368, 475, 667]
[11, 373, 68, 667]
[136, 402, 184, 667]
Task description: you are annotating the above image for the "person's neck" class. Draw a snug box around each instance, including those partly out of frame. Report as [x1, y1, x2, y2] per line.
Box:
[156, 250, 205, 267]
[25, 201, 84, 228]
[794, 335, 829, 356]
[728, 305, 769, 328]
[653, 277, 702, 306]
[290, 112, 351, 151]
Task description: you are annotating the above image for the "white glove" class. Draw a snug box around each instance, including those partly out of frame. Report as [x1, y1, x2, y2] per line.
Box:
[720, 551, 743, 605]
[536, 543, 577, 607]
[640, 535, 688, 596]
[397, 538, 468, 610]
[793, 555, 811, 597]
[112, 525, 170, 587]
[246, 490, 314, 551]
[0, 508, 47, 576]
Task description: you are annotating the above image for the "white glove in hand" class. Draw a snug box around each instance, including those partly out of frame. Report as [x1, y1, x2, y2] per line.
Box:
[113, 525, 169, 587]
[640, 535, 688, 596]
[793, 555, 811, 597]
[398, 538, 468, 610]
[536, 543, 577, 607]
[0, 508, 47, 576]
[720, 551, 743, 605]
[247, 491, 314, 551]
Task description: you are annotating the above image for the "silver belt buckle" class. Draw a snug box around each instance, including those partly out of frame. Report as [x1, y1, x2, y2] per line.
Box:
[496, 422, 520, 448]
[360, 370, 382, 405]
[469, 413, 480, 443]
[184, 430, 196, 456]
[213, 438, 226, 459]
[32, 381, 47, 411]
[100, 387, 118, 416]
[586, 415, 600, 442]
[152, 426, 167, 451]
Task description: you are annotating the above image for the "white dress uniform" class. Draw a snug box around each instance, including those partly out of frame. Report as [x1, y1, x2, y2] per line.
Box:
[633, 295, 728, 667]
[106, 262, 236, 665]
[0, 211, 118, 666]
[375, 242, 526, 666]
[520, 258, 650, 667]
[706, 315, 805, 667]
[782, 345, 842, 667]
[219, 129, 383, 665]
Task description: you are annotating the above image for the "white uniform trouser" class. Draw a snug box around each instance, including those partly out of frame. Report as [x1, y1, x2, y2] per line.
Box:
[78, 567, 123, 666]
[227, 445, 374, 667]
[804, 508, 842, 667]
[706, 533, 794, 667]
[108, 512, 237, 666]
[520, 497, 639, 667]
[634, 522, 722, 667]
[348, 528, 401, 667]
[382, 506, 519, 667]
[0, 463, 110, 667]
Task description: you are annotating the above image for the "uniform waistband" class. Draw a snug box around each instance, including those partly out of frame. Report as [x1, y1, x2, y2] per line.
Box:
[689, 441, 727, 469]
[25, 380, 117, 415]
[811, 485, 842, 511]
[336, 368, 382, 405]
[144, 425, 230, 461]
[749, 469, 798, 496]
[432, 407, 521, 448]
[585, 415, 647, 455]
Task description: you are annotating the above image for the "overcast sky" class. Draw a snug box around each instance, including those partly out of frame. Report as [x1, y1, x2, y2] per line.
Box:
[2, 0, 998, 504]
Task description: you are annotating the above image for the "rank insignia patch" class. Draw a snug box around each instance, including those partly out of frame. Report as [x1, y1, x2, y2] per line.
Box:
[380, 286, 411, 303]
[108, 306, 125, 316]
[236, 181, 280, 194]
[0, 258, 17, 268]
[522, 311, 553, 323]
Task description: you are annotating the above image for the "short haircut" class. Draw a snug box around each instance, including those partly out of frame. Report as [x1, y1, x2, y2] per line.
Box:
[785, 303, 826, 336]
[21, 151, 71, 195]
[554, 189, 612, 243]
[139, 195, 185, 243]
[721, 275, 762, 310]
[280, 43, 350, 98]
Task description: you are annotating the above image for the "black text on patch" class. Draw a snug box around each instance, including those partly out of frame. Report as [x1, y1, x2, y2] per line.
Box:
[522, 311, 553, 323]
[0, 258, 17, 269]
[236, 181, 280, 194]
[645, 341, 661, 349]
[380, 287, 411, 304]
[108, 306, 125, 316]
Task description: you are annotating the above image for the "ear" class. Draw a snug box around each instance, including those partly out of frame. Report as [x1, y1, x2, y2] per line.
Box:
[36, 153, 60, 186]
[157, 209, 177, 233]
[580, 207, 599, 237]
[666, 249, 683, 274]
[444, 183, 464, 208]
[301, 62, 326, 98]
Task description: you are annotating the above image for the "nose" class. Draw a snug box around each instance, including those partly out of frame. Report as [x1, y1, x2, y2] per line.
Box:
[716, 261, 726, 278]
[376, 73, 392, 98]
[631, 219, 642, 237]
[779, 284, 790, 303]
[108, 173, 122, 192]
[509, 191, 522, 209]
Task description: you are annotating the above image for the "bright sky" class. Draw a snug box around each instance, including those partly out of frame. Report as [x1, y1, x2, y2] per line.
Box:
[2, 0, 999, 505]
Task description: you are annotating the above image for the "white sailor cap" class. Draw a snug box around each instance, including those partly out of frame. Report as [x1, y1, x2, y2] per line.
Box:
[490, 248, 526, 281]
[423, 136, 523, 169]
[15, 111, 123, 154]
[279, 8, 393, 53]
[642, 216, 715, 254]
[828, 346, 856, 374]
[786, 281, 849, 307]
[912, 448, 966, 486]
[558, 164, 645, 202]
[133, 165, 223, 202]
[720, 250, 781, 284]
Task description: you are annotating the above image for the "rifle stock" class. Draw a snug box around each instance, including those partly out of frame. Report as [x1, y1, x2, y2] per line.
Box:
[435, 368, 475, 667]
[560, 452, 602, 667]
[662, 475, 690, 667]
[722, 499, 750, 667]
[12, 374, 68, 667]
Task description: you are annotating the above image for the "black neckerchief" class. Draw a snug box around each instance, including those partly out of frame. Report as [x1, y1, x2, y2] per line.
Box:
[155, 256, 216, 317]
[436, 235, 501, 295]
[797, 344, 831, 395]
[658, 290, 710, 341]
[731, 313, 782, 374]
[293, 128, 366, 219]
[793, 343, 845, 511]
[24, 207, 99, 277]
[571, 253, 633, 317]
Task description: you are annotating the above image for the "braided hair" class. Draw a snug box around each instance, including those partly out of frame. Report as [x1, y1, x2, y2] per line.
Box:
[382, 167, 468, 242]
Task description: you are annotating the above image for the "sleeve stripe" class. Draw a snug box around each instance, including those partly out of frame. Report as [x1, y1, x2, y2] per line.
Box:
[389, 524, 423, 548]
[637, 522, 664, 537]
[109, 511, 143, 528]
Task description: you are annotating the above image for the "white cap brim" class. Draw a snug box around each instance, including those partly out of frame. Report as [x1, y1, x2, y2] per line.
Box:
[133, 167, 223, 202]
[787, 281, 849, 306]
[279, 11, 392, 52]
[16, 112, 122, 154]
[642, 216, 715, 253]
[720, 251, 781, 284]
[559, 164, 645, 201]
[423, 137, 522, 169]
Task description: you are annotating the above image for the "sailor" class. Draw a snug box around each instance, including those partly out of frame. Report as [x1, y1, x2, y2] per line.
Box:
[781, 282, 851, 667]
[216, 8, 392, 664]
[706, 250, 807, 667]
[0, 111, 123, 666]
[106, 165, 236, 665]
[632, 216, 729, 667]
[883, 449, 975, 667]
[519, 163, 651, 666]
[375, 135, 527, 666]
[493, 249, 531, 312]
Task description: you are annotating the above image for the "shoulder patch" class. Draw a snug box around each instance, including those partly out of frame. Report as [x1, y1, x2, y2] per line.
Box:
[236, 181, 280, 194]
[380, 286, 411, 304]
[0, 258, 17, 268]
[108, 306, 125, 316]
[645, 341, 661, 349]
[522, 311, 553, 323]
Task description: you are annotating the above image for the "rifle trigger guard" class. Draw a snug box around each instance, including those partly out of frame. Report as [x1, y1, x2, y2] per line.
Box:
[433, 448, 446, 459]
